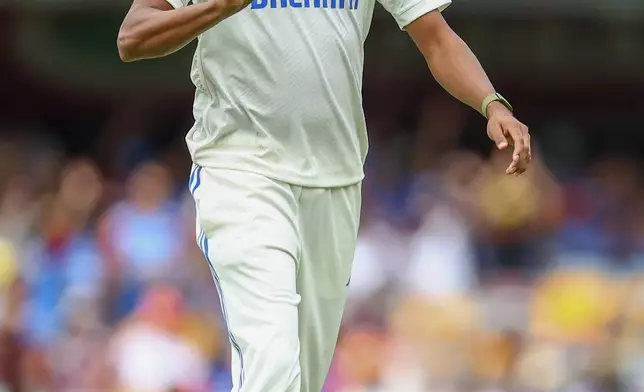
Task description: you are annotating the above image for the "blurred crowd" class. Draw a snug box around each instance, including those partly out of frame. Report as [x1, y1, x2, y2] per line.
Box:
[0, 121, 643, 392]
[3, 0, 644, 389]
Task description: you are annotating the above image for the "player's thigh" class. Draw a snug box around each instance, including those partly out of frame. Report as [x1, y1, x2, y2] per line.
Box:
[190, 165, 300, 269]
[298, 182, 362, 294]
[190, 165, 302, 346]
[296, 183, 362, 390]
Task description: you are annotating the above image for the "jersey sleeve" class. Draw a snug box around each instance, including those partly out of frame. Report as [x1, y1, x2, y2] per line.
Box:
[378, 0, 451, 30]
[165, 0, 190, 8]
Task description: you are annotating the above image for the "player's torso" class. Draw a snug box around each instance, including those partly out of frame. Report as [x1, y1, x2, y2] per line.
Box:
[195, 0, 376, 43]
[188, 0, 375, 186]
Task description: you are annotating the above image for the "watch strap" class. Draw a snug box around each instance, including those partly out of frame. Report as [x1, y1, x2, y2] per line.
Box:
[481, 93, 513, 119]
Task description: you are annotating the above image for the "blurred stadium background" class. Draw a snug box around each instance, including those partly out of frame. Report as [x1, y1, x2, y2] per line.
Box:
[1, 1, 644, 391]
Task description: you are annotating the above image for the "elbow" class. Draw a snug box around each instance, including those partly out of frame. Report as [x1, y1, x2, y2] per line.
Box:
[117, 22, 151, 62]
[117, 32, 140, 62]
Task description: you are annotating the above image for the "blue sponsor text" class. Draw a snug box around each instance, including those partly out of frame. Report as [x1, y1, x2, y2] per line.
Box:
[251, 0, 359, 10]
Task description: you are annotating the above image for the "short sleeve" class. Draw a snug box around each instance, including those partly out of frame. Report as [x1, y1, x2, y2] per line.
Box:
[166, 0, 190, 8]
[379, 0, 451, 30]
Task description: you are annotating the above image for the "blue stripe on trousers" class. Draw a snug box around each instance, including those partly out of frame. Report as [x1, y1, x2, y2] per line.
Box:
[188, 165, 196, 190]
[189, 165, 202, 195]
[200, 231, 245, 389]
[191, 165, 245, 389]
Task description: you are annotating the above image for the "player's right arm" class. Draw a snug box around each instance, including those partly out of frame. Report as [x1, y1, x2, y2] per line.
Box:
[117, 0, 250, 62]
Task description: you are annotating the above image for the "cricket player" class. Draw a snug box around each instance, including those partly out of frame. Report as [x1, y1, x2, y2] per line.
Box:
[117, 0, 531, 389]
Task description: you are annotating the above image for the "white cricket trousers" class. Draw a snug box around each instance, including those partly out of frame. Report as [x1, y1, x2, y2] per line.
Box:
[189, 165, 361, 392]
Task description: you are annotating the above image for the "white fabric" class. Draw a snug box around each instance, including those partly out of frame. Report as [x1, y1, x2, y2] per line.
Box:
[111, 324, 209, 392]
[379, 0, 451, 29]
[192, 166, 362, 391]
[348, 232, 387, 299]
[165, 0, 188, 8]
[407, 204, 475, 297]
[168, 0, 450, 187]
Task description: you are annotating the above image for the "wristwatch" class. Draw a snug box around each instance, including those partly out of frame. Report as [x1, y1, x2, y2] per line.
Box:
[481, 93, 513, 119]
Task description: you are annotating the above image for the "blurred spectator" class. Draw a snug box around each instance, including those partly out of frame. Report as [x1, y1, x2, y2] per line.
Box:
[328, 328, 385, 392]
[0, 239, 19, 326]
[530, 267, 618, 344]
[405, 152, 480, 299]
[345, 179, 410, 327]
[109, 285, 210, 392]
[474, 151, 562, 279]
[20, 158, 104, 391]
[99, 161, 184, 320]
[0, 176, 37, 253]
[555, 156, 641, 272]
[346, 211, 391, 326]
[20, 158, 104, 342]
[48, 295, 111, 390]
[0, 278, 24, 392]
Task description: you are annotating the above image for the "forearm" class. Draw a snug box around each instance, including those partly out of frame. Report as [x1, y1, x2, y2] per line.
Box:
[118, 1, 229, 62]
[408, 12, 531, 174]
[420, 27, 496, 116]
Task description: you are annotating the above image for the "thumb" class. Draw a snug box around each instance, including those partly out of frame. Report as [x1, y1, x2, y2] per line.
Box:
[488, 124, 509, 149]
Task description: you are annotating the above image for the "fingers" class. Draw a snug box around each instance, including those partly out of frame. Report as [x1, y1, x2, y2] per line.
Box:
[487, 122, 509, 150]
[488, 115, 532, 176]
[523, 125, 531, 161]
[504, 122, 531, 175]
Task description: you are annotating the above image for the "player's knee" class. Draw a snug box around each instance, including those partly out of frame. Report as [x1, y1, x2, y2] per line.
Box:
[254, 333, 300, 388]
[269, 336, 300, 373]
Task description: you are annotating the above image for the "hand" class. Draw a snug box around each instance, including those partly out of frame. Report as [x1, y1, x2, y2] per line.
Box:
[215, 0, 255, 18]
[486, 102, 531, 175]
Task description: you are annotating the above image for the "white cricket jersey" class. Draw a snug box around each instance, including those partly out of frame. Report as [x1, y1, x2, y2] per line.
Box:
[168, 0, 450, 187]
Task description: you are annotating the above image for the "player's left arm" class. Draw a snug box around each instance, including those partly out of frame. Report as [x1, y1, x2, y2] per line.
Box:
[406, 11, 531, 175]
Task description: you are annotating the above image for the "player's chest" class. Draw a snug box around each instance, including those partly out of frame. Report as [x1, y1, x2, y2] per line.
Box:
[248, 0, 367, 12]
[195, 0, 377, 48]
[195, 0, 375, 30]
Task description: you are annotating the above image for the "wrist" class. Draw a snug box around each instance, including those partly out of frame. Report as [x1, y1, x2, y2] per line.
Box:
[481, 92, 513, 119]
[486, 101, 512, 119]
[201, 0, 224, 17]
[204, 0, 250, 20]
